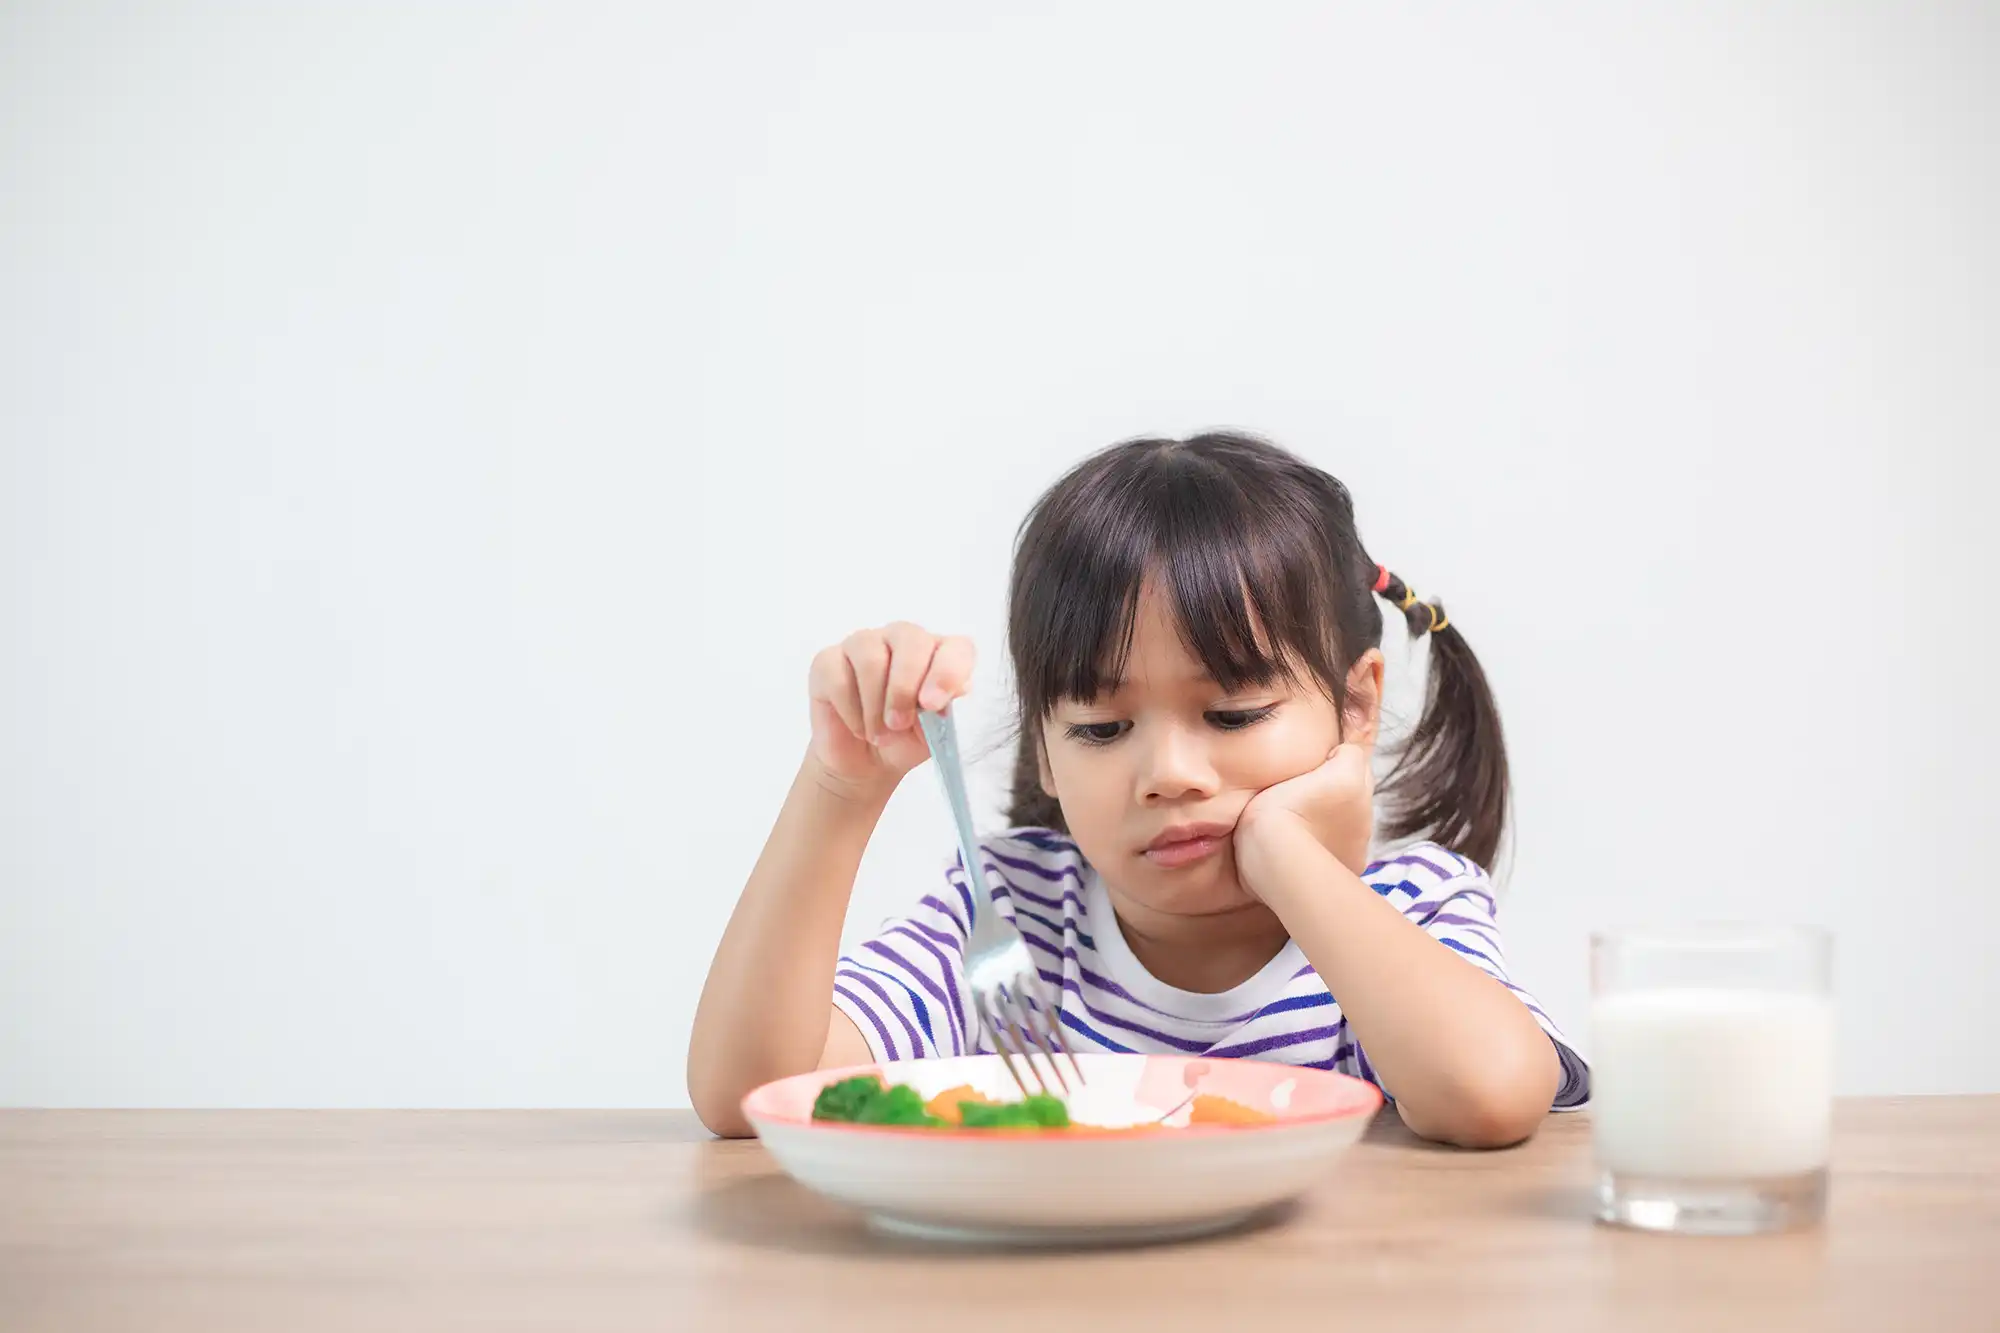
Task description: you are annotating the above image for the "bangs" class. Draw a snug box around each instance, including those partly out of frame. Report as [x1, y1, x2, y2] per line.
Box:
[1011, 440, 1345, 716]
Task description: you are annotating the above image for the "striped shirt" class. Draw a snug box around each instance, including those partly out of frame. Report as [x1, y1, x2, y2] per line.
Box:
[833, 828, 1590, 1109]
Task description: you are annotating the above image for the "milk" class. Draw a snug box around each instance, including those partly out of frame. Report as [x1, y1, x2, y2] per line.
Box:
[1591, 988, 1834, 1179]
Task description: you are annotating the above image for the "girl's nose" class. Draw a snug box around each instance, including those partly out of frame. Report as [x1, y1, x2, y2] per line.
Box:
[1137, 724, 1220, 804]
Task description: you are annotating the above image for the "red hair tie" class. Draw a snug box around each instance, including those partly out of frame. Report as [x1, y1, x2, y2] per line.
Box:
[1372, 563, 1392, 594]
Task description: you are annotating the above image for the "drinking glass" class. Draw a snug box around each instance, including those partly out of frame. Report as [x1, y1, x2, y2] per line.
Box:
[1591, 925, 1833, 1234]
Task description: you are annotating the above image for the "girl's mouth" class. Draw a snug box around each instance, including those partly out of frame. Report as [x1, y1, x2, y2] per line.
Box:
[1143, 822, 1233, 868]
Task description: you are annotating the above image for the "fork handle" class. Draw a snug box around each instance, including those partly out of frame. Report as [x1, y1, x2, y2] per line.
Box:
[917, 709, 994, 914]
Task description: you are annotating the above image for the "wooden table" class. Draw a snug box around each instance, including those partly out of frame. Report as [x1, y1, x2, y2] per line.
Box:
[2, 1098, 1995, 1331]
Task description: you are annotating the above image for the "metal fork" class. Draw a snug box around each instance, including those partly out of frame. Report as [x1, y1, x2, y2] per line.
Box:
[918, 708, 1086, 1100]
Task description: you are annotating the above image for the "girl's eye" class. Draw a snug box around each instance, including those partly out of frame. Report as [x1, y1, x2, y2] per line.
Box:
[1208, 705, 1279, 732]
[1064, 720, 1130, 746]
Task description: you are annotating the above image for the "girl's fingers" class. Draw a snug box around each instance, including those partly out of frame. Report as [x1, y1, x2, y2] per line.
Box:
[809, 646, 866, 741]
[842, 631, 892, 745]
[918, 635, 976, 712]
[815, 624, 967, 752]
[880, 622, 939, 734]
[1325, 743, 1375, 799]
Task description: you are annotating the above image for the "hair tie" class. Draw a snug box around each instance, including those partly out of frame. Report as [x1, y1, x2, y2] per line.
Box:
[1398, 585, 1419, 610]
[1426, 604, 1449, 634]
[1372, 563, 1391, 594]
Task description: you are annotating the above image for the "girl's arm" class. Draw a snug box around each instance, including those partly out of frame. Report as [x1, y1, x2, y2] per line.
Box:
[685, 754, 883, 1137]
[1237, 816, 1559, 1147]
[686, 624, 974, 1137]
[1234, 743, 1559, 1148]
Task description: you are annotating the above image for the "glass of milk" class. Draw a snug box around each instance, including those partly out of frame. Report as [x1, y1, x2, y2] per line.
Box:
[1590, 925, 1833, 1234]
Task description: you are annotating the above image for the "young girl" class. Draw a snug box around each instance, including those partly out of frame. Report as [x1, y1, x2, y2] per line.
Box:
[689, 432, 1589, 1146]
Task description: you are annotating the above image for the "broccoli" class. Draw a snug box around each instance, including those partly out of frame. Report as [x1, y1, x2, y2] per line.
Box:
[811, 1075, 1066, 1130]
[811, 1075, 944, 1127]
[812, 1075, 889, 1122]
[855, 1083, 942, 1126]
[957, 1092, 1070, 1129]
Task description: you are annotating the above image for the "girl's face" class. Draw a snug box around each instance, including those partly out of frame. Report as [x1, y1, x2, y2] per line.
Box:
[1037, 580, 1382, 918]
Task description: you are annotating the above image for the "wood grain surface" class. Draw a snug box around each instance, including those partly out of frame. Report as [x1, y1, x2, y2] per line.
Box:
[3, 1098, 1995, 1331]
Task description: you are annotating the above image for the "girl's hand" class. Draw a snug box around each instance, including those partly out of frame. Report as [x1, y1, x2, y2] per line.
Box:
[807, 623, 976, 801]
[1236, 742, 1376, 886]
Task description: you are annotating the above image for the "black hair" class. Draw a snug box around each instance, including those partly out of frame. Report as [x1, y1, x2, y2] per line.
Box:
[1004, 431, 1510, 870]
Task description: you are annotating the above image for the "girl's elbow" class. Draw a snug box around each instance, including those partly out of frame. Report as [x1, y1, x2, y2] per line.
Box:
[1401, 1089, 1546, 1148]
[688, 1088, 752, 1136]
[1452, 1035, 1564, 1146]
[685, 1050, 757, 1138]
[1402, 1058, 1558, 1148]
[1446, 1093, 1548, 1148]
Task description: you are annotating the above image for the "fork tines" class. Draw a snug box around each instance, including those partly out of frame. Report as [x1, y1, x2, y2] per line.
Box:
[978, 975, 1086, 1100]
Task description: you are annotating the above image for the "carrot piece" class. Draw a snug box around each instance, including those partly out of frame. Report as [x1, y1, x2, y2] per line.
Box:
[1188, 1093, 1277, 1126]
[923, 1085, 998, 1125]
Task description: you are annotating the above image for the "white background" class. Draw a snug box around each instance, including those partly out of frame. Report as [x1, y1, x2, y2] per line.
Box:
[3, 3, 1994, 1108]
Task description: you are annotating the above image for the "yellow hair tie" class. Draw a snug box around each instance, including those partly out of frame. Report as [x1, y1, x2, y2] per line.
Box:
[1398, 585, 1420, 609]
[1427, 604, 1449, 634]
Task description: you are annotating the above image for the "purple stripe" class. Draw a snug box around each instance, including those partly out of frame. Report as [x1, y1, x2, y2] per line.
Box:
[978, 862, 1081, 914]
[1439, 937, 1500, 969]
[953, 868, 1096, 949]
[1063, 953, 1156, 1011]
[984, 847, 1085, 886]
[1552, 1040, 1592, 1108]
[1411, 887, 1498, 922]
[997, 883, 1096, 951]
[1428, 911, 1497, 932]
[1431, 918, 1505, 953]
[866, 936, 965, 1056]
[850, 960, 935, 1047]
[1312, 1041, 1360, 1070]
[1516, 997, 1557, 1028]
[1058, 1006, 1137, 1055]
[945, 867, 1013, 915]
[1011, 922, 1325, 1027]
[838, 968, 923, 1057]
[1205, 1023, 1347, 1059]
[1006, 829, 1074, 854]
[1492, 978, 1557, 1028]
[1254, 991, 1336, 1018]
[1292, 964, 1318, 980]
[1011, 903, 1070, 940]
[919, 894, 967, 933]
[1045, 942, 1271, 1024]
[1380, 851, 1458, 881]
[1003, 906, 1100, 964]
[1018, 931, 1064, 961]
[992, 877, 1071, 914]
[903, 917, 964, 954]
[1031, 967, 1213, 1053]
[946, 852, 986, 920]
[833, 983, 899, 1061]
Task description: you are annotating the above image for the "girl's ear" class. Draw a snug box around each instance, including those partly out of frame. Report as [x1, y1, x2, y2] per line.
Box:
[1343, 648, 1385, 748]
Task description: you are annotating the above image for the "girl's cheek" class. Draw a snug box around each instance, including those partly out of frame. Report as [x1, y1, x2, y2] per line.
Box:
[1051, 750, 1123, 806]
[1241, 716, 1338, 783]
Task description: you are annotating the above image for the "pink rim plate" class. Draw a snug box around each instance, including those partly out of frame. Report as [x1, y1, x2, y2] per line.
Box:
[742, 1052, 1384, 1141]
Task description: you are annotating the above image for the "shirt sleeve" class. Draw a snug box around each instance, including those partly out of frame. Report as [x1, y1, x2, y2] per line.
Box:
[1374, 849, 1592, 1110]
[831, 863, 979, 1064]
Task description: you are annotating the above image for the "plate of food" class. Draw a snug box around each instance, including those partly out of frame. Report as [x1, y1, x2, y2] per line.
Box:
[741, 1053, 1383, 1244]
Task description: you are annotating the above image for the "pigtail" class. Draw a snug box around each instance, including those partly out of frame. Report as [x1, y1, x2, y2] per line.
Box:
[1372, 567, 1510, 870]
